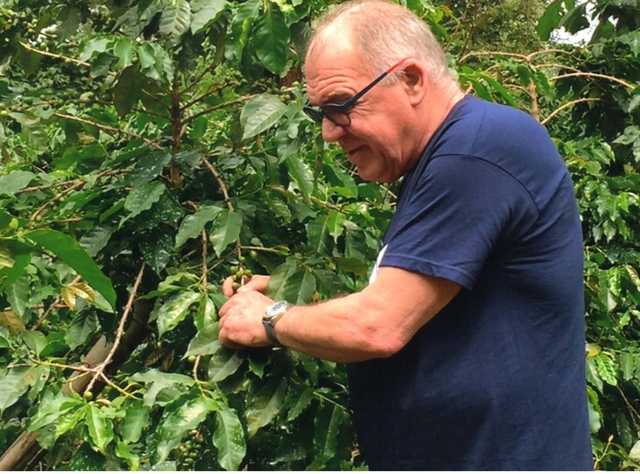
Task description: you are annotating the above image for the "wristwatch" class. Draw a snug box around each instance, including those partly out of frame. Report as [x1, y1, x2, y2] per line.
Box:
[262, 300, 289, 347]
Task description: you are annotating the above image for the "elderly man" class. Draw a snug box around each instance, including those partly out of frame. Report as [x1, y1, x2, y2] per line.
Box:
[219, 0, 592, 469]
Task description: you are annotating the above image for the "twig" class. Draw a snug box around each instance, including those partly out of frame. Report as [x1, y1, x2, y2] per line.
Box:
[541, 98, 600, 125]
[535, 63, 581, 73]
[84, 264, 145, 395]
[459, 50, 528, 63]
[551, 72, 634, 89]
[616, 385, 640, 426]
[526, 49, 573, 61]
[201, 230, 208, 290]
[202, 157, 234, 211]
[29, 181, 85, 224]
[181, 85, 222, 112]
[99, 372, 140, 399]
[55, 113, 163, 150]
[32, 276, 81, 330]
[185, 94, 258, 125]
[18, 41, 90, 68]
[593, 434, 614, 470]
[241, 245, 289, 255]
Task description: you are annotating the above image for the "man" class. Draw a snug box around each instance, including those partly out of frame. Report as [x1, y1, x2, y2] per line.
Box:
[219, 0, 592, 469]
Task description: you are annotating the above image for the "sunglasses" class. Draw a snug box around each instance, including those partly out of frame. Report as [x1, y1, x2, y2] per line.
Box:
[303, 58, 407, 127]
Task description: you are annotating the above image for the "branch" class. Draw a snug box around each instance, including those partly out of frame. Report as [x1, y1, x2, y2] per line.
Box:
[535, 63, 581, 73]
[550, 72, 634, 89]
[526, 49, 573, 62]
[529, 81, 540, 122]
[541, 98, 600, 125]
[84, 264, 145, 395]
[55, 113, 163, 150]
[459, 50, 528, 64]
[202, 157, 234, 211]
[459, 48, 573, 65]
[18, 41, 90, 68]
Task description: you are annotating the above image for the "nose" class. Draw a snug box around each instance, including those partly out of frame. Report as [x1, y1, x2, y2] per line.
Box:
[321, 118, 347, 143]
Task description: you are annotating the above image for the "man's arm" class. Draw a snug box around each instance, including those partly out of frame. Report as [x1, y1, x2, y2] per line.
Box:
[218, 267, 460, 363]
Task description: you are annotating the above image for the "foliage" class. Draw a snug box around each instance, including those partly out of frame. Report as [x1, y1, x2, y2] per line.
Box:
[0, 0, 638, 470]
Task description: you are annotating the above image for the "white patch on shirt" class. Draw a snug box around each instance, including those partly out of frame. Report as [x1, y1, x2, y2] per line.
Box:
[368, 244, 388, 285]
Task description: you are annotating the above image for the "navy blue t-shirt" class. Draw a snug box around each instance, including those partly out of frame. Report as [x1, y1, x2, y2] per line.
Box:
[348, 96, 592, 470]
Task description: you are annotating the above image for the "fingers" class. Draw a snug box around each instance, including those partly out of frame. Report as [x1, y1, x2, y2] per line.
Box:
[237, 275, 271, 294]
[222, 276, 236, 297]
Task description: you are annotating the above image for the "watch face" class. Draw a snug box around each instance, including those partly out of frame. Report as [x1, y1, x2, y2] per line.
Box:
[265, 301, 288, 319]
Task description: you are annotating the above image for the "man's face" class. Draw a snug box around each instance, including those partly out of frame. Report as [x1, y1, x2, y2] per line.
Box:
[305, 42, 416, 183]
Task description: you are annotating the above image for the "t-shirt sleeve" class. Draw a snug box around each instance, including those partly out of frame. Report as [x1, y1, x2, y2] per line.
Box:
[381, 155, 538, 290]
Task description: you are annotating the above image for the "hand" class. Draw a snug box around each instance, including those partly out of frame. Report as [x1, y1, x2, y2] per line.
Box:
[218, 290, 274, 348]
[222, 274, 271, 297]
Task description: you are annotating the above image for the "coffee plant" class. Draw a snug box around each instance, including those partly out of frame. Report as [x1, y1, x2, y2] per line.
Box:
[0, 0, 638, 470]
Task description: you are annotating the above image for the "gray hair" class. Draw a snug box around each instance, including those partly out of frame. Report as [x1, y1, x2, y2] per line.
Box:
[305, 0, 451, 83]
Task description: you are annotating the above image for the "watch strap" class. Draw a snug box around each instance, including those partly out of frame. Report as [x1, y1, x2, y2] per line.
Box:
[263, 318, 282, 347]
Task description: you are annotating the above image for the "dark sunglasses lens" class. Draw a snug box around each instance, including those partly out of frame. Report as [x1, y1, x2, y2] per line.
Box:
[324, 109, 350, 127]
[303, 106, 323, 124]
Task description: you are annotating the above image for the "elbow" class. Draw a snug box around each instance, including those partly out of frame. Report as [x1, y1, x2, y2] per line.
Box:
[368, 333, 405, 359]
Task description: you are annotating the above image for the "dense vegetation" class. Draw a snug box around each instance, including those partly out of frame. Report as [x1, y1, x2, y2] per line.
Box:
[0, 0, 638, 470]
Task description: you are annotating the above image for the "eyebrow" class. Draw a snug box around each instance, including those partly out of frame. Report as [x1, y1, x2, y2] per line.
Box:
[321, 92, 353, 106]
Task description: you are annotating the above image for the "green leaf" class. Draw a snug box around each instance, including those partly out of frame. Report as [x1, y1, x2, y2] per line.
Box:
[191, 0, 226, 33]
[120, 399, 150, 443]
[124, 180, 166, 221]
[210, 210, 243, 256]
[79, 226, 114, 258]
[22, 330, 47, 356]
[266, 259, 316, 304]
[0, 171, 35, 196]
[5, 272, 29, 317]
[286, 155, 314, 198]
[26, 230, 116, 309]
[128, 152, 172, 185]
[156, 396, 214, 463]
[114, 37, 136, 69]
[65, 314, 100, 351]
[0, 368, 37, 414]
[537, 0, 563, 40]
[116, 439, 140, 470]
[186, 324, 220, 357]
[326, 211, 345, 242]
[159, 0, 192, 41]
[309, 404, 347, 469]
[254, 4, 289, 75]
[29, 392, 84, 432]
[113, 66, 144, 116]
[208, 347, 244, 382]
[307, 214, 331, 255]
[240, 94, 287, 140]
[213, 406, 246, 470]
[156, 290, 201, 336]
[176, 205, 223, 248]
[86, 404, 114, 453]
[131, 369, 195, 406]
[140, 230, 174, 274]
[287, 386, 314, 421]
[245, 379, 287, 437]
[194, 296, 216, 333]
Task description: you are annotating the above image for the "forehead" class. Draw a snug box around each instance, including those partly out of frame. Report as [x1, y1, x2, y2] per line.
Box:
[305, 34, 369, 104]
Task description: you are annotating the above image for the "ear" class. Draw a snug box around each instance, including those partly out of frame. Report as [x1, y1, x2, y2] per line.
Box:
[399, 62, 427, 106]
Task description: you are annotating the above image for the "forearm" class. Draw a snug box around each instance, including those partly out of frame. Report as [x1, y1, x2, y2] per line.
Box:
[274, 291, 399, 363]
